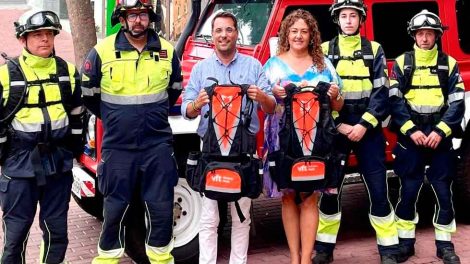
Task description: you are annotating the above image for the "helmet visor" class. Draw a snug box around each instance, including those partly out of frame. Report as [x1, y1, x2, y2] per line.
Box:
[27, 11, 61, 29]
[410, 14, 439, 28]
[117, 0, 152, 7]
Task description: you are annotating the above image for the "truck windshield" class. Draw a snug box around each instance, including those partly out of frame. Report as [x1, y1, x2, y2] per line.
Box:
[195, 0, 274, 46]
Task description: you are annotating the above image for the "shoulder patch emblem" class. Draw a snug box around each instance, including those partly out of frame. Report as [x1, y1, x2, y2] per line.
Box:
[159, 50, 168, 59]
[83, 60, 92, 74]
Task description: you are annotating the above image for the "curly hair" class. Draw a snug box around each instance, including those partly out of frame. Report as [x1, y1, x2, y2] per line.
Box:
[277, 9, 325, 71]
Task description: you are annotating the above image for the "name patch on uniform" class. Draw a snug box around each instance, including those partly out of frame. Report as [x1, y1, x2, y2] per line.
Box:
[159, 50, 168, 59]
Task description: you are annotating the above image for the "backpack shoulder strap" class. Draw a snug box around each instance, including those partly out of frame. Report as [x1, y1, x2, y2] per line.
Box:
[2, 57, 26, 123]
[402, 51, 415, 96]
[54, 57, 73, 113]
[360, 37, 374, 83]
[436, 51, 449, 102]
[328, 36, 339, 68]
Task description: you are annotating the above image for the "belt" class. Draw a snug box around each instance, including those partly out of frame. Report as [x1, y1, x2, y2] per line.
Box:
[410, 112, 441, 125]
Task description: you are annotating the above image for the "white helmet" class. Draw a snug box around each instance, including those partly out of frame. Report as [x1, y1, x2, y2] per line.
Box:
[407, 10, 445, 38]
[14, 9, 62, 38]
[330, 0, 367, 23]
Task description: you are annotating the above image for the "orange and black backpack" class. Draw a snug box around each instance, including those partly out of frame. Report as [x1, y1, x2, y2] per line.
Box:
[267, 82, 346, 192]
[185, 78, 263, 208]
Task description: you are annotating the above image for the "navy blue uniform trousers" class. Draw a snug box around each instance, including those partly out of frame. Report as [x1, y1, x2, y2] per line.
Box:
[97, 142, 178, 252]
[316, 128, 398, 255]
[394, 133, 456, 250]
[0, 171, 73, 264]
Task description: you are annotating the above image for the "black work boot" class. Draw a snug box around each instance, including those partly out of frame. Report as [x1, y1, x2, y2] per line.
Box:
[397, 244, 415, 263]
[312, 251, 334, 264]
[437, 247, 461, 264]
[380, 254, 398, 264]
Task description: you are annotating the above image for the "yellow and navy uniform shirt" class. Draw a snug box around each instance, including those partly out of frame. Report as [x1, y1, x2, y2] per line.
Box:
[389, 44, 465, 138]
[322, 34, 389, 129]
[81, 29, 183, 150]
[0, 49, 83, 177]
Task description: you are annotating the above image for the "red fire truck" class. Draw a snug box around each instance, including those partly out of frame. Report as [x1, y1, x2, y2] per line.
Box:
[72, 0, 470, 262]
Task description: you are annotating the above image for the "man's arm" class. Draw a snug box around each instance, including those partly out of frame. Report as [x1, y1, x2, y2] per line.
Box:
[254, 64, 276, 114]
[181, 62, 203, 119]
[359, 44, 389, 130]
[168, 50, 183, 107]
[434, 59, 465, 138]
[80, 48, 102, 118]
[389, 56, 418, 137]
[67, 65, 85, 158]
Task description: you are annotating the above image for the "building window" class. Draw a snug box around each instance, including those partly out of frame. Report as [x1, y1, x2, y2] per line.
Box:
[456, 0, 470, 54]
[372, 2, 438, 59]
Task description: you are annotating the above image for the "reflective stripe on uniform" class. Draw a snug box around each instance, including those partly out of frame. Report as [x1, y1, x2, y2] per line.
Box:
[389, 87, 403, 98]
[396, 215, 419, 239]
[71, 106, 85, 115]
[316, 233, 338, 244]
[146, 239, 175, 264]
[101, 92, 168, 105]
[400, 120, 415, 135]
[374, 76, 388, 88]
[342, 90, 372, 100]
[171, 82, 182, 90]
[362, 112, 379, 128]
[10, 81, 26, 86]
[0, 136, 7, 143]
[82, 86, 101, 96]
[92, 247, 123, 264]
[369, 211, 399, 246]
[447, 92, 464, 104]
[71, 129, 83, 135]
[409, 104, 442, 114]
[436, 121, 452, 137]
[435, 221, 454, 241]
[438, 65, 449, 70]
[58, 76, 70, 82]
[11, 117, 68, 132]
[435, 231, 451, 241]
[317, 211, 341, 243]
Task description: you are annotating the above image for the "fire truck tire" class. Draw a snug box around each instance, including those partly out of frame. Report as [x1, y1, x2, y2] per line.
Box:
[124, 178, 202, 263]
[72, 192, 104, 220]
[454, 132, 470, 223]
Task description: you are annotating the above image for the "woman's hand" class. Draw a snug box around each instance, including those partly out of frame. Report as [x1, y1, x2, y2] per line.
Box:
[327, 83, 340, 99]
[273, 81, 287, 99]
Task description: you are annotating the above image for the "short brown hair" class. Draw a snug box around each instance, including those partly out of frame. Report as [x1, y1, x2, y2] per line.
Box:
[211, 11, 238, 31]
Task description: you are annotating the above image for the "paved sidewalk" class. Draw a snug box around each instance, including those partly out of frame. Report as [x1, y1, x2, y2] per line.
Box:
[0, 184, 469, 263]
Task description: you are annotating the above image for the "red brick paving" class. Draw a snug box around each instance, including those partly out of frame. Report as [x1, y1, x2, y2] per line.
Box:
[1, 5, 470, 264]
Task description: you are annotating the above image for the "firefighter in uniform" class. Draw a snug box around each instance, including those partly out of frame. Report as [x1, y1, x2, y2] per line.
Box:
[314, 1, 400, 263]
[81, 0, 182, 263]
[389, 10, 464, 264]
[0, 9, 83, 264]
